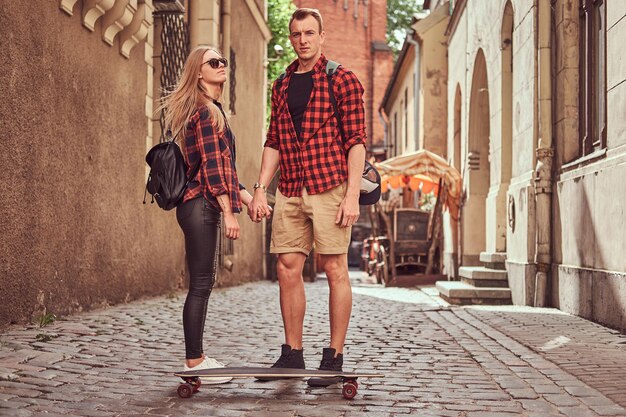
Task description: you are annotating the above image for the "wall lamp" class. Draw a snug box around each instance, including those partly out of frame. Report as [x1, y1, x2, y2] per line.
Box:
[264, 44, 284, 66]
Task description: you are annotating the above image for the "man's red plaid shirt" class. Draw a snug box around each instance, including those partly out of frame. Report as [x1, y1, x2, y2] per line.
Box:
[265, 55, 367, 197]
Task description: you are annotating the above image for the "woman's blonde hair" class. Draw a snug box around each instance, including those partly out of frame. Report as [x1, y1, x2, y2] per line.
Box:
[159, 46, 227, 140]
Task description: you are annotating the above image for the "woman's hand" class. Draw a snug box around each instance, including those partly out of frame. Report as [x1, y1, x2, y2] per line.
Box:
[240, 189, 253, 206]
[223, 212, 240, 240]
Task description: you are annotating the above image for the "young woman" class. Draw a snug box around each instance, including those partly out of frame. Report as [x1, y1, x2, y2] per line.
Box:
[161, 46, 264, 383]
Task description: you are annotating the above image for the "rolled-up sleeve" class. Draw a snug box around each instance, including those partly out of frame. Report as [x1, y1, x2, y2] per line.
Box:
[264, 79, 281, 150]
[196, 111, 229, 198]
[337, 70, 367, 153]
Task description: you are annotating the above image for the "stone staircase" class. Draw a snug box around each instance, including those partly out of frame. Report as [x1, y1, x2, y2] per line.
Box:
[436, 252, 512, 305]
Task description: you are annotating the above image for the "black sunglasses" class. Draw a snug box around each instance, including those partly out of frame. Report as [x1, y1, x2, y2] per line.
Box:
[202, 58, 228, 69]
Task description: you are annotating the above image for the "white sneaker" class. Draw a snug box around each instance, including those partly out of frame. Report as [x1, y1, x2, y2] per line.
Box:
[184, 357, 232, 385]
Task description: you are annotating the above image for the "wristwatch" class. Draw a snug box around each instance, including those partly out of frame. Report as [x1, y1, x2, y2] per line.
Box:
[253, 182, 267, 192]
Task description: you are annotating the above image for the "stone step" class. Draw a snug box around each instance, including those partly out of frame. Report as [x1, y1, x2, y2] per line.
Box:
[459, 266, 509, 287]
[435, 281, 512, 305]
[479, 252, 507, 270]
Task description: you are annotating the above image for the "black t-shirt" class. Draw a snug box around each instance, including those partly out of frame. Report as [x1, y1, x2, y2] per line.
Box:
[287, 71, 314, 141]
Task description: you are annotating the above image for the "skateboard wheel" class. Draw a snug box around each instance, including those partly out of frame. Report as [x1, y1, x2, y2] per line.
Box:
[342, 382, 358, 400]
[177, 383, 193, 399]
[344, 379, 358, 389]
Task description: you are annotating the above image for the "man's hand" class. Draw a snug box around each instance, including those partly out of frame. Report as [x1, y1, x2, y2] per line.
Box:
[336, 193, 360, 227]
[223, 212, 240, 239]
[248, 189, 272, 223]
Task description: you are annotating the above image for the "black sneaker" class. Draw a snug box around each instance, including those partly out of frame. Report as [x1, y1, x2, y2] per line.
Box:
[256, 344, 305, 381]
[307, 347, 343, 387]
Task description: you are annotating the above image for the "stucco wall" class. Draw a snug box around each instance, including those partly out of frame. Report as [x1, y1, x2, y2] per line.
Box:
[505, 0, 538, 304]
[444, 0, 626, 329]
[445, 0, 539, 291]
[0, 2, 185, 327]
[217, 0, 267, 285]
[384, 48, 416, 157]
[418, 17, 448, 158]
[550, 1, 626, 331]
[443, 5, 467, 272]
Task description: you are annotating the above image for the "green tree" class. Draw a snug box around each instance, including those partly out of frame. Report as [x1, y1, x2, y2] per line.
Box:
[266, 0, 296, 123]
[387, 0, 423, 56]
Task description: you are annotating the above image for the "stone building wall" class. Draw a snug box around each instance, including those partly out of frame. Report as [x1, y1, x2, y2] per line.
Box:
[0, 0, 270, 328]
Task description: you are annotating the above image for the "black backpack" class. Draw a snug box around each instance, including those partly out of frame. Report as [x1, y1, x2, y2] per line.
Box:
[143, 131, 201, 211]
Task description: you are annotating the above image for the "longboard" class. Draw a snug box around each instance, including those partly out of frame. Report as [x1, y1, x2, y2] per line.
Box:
[174, 366, 384, 399]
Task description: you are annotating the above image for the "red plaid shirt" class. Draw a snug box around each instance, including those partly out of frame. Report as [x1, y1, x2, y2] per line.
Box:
[265, 55, 367, 197]
[182, 103, 242, 213]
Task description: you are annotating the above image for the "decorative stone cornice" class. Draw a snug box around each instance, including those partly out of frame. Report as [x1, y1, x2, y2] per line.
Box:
[102, 0, 137, 46]
[82, 0, 115, 31]
[119, 0, 153, 58]
[60, 0, 80, 15]
[59, 0, 153, 59]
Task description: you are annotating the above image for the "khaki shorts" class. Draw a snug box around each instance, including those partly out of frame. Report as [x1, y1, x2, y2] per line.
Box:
[270, 183, 352, 255]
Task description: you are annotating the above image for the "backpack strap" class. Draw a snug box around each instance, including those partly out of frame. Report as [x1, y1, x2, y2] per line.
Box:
[275, 61, 344, 141]
[170, 126, 202, 189]
[325, 60, 345, 142]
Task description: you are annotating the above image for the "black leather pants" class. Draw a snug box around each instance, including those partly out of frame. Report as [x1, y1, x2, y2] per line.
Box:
[176, 197, 221, 360]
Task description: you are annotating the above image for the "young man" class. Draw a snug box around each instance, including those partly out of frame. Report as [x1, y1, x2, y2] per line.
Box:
[248, 8, 367, 386]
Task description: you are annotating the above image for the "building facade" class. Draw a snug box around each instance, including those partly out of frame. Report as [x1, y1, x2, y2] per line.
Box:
[380, 0, 449, 159]
[444, 0, 625, 330]
[0, 0, 271, 328]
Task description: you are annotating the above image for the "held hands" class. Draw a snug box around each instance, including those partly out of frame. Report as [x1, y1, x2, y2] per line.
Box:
[248, 188, 273, 223]
[336, 193, 360, 227]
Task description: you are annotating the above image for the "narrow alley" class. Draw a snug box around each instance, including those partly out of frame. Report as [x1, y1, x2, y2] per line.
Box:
[1, 272, 625, 417]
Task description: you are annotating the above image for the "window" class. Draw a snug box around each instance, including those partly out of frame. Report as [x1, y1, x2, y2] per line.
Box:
[579, 0, 607, 156]
[393, 112, 398, 157]
[404, 88, 409, 150]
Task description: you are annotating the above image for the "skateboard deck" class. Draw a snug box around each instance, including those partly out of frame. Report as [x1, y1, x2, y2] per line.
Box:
[174, 366, 383, 400]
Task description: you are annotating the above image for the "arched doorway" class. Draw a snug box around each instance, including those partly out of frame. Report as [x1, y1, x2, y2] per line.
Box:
[464, 49, 490, 265]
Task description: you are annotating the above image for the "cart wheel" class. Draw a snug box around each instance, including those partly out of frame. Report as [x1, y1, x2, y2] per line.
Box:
[377, 246, 390, 286]
[342, 381, 358, 400]
[177, 383, 193, 399]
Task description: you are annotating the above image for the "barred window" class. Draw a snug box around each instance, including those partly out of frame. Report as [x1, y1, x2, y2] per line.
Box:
[579, 0, 607, 156]
[156, 10, 189, 141]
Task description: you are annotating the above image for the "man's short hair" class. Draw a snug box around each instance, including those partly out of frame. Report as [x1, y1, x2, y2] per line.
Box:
[289, 8, 323, 33]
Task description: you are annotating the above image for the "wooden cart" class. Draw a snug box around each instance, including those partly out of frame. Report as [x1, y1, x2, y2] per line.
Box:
[365, 150, 462, 286]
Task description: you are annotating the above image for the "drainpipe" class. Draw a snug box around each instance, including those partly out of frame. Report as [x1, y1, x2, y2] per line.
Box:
[406, 31, 420, 150]
[533, 0, 554, 307]
[379, 106, 390, 158]
[221, 0, 231, 107]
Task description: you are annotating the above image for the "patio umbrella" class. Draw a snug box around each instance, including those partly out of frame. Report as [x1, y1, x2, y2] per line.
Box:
[375, 150, 462, 219]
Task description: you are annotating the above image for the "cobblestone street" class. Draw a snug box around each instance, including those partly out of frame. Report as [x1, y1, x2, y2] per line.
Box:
[1, 272, 625, 417]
